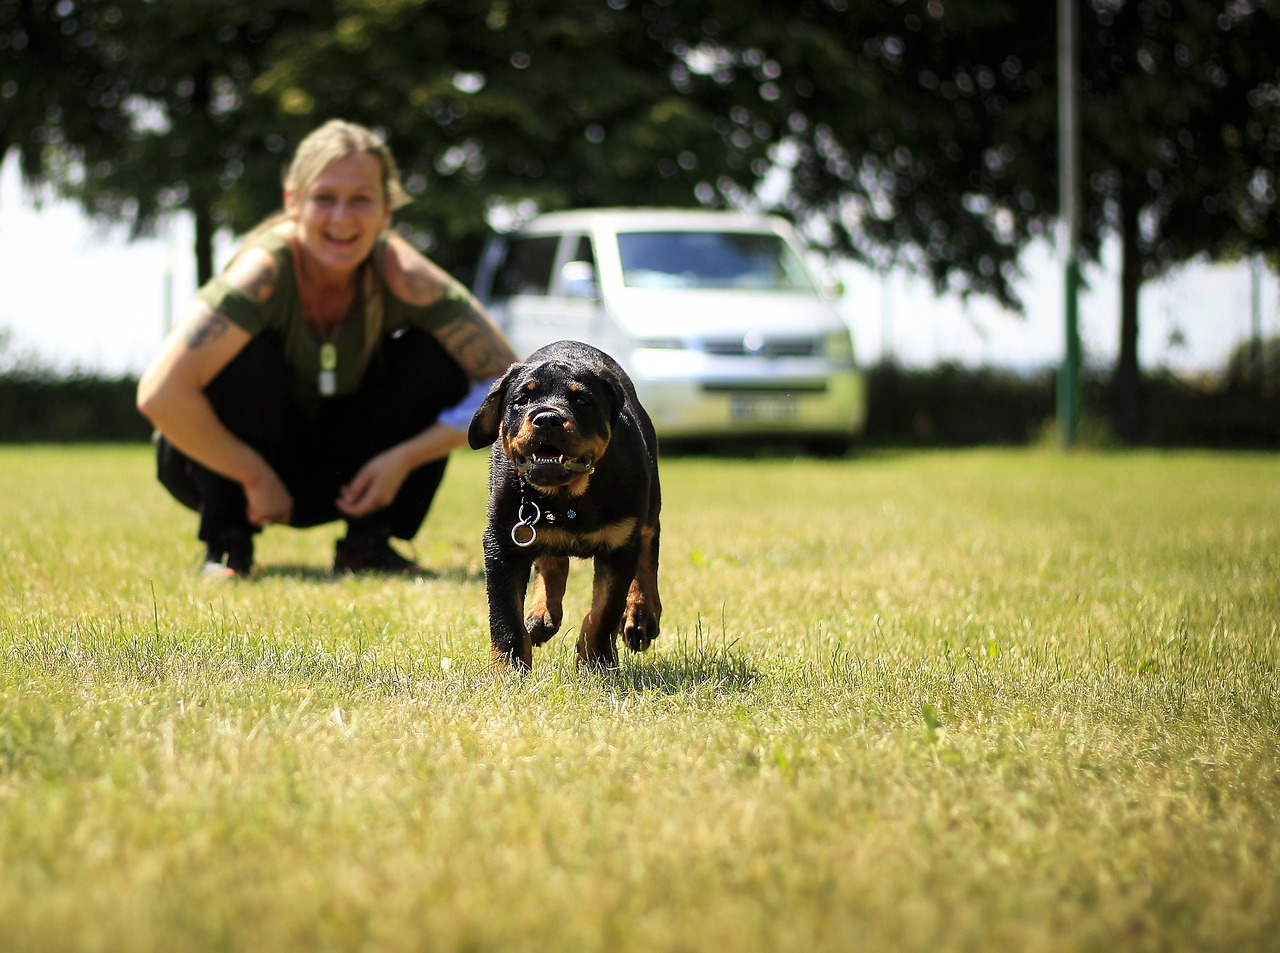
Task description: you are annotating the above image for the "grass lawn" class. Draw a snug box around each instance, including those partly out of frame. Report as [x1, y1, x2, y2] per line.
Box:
[1, 444, 1277, 952]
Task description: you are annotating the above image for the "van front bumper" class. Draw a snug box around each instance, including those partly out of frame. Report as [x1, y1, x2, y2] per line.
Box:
[627, 349, 867, 440]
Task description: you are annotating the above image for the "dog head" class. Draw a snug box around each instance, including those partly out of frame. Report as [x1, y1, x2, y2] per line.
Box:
[469, 357, 624, 488]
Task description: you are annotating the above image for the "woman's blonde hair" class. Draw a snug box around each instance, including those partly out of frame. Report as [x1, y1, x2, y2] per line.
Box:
[284, 119, 412, 212]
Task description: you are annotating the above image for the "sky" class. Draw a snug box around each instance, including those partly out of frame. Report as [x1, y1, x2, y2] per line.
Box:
[2, 151, 1275, 378]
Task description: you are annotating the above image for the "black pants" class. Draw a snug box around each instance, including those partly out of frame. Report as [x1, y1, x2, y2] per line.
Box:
[156, 329, 469, 546]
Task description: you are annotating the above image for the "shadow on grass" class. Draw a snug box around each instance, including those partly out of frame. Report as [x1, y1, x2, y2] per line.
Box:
[253, 563, 485, 585]
[609, 625, 761, 696]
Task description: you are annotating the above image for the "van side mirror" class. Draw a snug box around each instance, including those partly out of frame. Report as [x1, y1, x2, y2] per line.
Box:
[560, 260, 599, 300]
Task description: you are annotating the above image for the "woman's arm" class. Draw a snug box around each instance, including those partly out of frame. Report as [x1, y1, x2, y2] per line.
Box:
[381, 231, 518, 379]
[136, 250, 294, 526]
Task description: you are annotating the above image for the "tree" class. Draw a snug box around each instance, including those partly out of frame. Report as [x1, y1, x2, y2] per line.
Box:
[8, 0, 772, 284]
[61, 1, 325, 285]
[1075, 0, 1280, 439]
[675, 0, 1280, 440]
[2, 0, 324, 286]
[1, 0, 132, 188]
[10, 0, 1277, 444]
[519, 1, 1058, 313]
[249, 0, 775, 276]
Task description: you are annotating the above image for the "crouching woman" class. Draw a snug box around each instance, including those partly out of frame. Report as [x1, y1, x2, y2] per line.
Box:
[137, 119, 516, 578]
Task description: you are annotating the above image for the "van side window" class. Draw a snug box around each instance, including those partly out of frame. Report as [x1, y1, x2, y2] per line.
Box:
[492, 235, 559, 298]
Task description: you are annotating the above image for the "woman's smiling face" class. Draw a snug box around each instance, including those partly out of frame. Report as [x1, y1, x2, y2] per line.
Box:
[287, 151, 391, 275]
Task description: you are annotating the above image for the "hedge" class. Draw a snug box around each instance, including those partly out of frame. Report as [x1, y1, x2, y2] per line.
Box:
[0, 367, 1275, 449]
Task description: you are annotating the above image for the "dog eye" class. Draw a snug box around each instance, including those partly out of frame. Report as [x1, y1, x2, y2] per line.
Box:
[571, 392, 593, 406]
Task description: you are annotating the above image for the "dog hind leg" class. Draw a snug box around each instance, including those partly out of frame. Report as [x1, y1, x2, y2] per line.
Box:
[576, 549, 638, 668]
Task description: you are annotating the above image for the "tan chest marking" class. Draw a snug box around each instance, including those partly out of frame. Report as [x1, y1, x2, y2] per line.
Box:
[534, 517, 639, 554]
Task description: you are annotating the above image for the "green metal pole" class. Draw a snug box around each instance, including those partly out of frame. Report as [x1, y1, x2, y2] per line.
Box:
[1059, 255, 1081, 448]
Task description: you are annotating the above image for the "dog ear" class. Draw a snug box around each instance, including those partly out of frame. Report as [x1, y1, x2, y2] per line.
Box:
[467, 366, 519, 449]
[601, 373, 628, 431]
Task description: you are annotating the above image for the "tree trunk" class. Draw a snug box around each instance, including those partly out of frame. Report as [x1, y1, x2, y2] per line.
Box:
[192, 63, 216, 288]
[194, 199, 215, 287]
[1114, 198, 1143, 443]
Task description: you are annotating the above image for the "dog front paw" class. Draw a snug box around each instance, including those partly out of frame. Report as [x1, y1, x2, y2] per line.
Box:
[621, 579, 660, 652]
[525, 608, 561, 646]
[490, 637, 532, 673]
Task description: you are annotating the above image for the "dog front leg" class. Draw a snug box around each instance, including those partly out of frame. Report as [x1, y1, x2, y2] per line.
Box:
[527, 555, 569, 645]
[483, 532, 534, 671]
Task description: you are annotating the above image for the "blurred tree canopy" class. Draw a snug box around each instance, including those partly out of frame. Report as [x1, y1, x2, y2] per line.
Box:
[3, 0, 1278, 438]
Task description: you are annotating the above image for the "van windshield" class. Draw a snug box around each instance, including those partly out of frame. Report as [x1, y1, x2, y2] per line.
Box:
[616, 231, 817, 292]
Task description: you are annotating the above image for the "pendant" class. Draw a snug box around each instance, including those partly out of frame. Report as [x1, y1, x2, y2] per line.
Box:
[319, 342, 337, 396]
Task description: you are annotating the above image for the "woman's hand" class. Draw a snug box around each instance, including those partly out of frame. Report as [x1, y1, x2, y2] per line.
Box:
[336, 445, 413, 518]
[336, 425, 469, 518]
[244, 469, 295, 527]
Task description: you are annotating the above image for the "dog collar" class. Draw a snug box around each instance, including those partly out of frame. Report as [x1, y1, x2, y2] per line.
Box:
[510, 477, 579, 547]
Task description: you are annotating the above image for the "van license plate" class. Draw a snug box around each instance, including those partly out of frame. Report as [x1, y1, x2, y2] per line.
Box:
[730, 395, 798, 422]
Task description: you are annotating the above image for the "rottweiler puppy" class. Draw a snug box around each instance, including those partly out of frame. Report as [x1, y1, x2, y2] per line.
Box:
[468, 340, 662, 671]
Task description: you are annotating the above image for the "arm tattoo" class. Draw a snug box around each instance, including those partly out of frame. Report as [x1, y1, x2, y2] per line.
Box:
[185, 312, 231, 350]
[439, 305, 517, 378]
[244, 266, 277, 303]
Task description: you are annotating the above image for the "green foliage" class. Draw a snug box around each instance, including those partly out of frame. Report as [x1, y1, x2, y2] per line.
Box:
[1, 446, 1278, 951]
[3, 359, 1278, 446]
[0, 329, 152, 442]
[0, 377, 150, 443]
[0, 0, 126, 177]
[7, 1, 1278, 292]
[1225, 335, 1280, 394]
[4, 0, 1279, 437]
[250, 0, 771, 274]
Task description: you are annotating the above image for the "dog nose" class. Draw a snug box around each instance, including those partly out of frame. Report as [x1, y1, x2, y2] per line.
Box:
[531, 409, 563, 429]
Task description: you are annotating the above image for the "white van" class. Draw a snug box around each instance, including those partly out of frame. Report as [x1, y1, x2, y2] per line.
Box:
[474, 208, 867, 451]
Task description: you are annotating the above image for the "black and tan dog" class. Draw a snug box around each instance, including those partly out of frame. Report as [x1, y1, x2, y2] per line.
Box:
[468, 340, 661, 671]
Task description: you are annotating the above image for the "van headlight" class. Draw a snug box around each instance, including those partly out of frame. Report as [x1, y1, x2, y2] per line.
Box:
[823, 330, 855, 363]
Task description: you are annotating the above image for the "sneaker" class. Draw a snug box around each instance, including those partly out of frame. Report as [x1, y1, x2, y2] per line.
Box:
[333, 534, 422, 575]
[200, 532, 254, 579]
